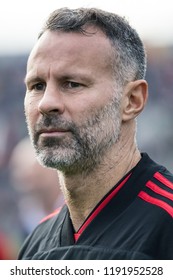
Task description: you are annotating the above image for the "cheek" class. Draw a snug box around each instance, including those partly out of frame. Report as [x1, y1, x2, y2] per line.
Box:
[24, 95, 38, 126]
[68, 94, 106, 121]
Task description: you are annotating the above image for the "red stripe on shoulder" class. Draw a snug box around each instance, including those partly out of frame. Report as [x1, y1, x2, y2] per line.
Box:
[39, 207, 62, 224]
[138, 191, 173, 218]
[146, 181, 173, 201]
[154, 172, 173, 190]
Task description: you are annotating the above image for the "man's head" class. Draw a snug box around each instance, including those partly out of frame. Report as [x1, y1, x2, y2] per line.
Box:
[24, 7, 148, 175]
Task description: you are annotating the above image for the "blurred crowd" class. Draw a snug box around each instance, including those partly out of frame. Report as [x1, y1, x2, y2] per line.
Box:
[0, 45, 173, 259]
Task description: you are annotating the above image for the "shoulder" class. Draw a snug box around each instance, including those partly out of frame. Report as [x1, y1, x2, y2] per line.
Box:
[18, 205, 67, 259]
[138, 167, 173, 218]
[39, 207, 62, 224]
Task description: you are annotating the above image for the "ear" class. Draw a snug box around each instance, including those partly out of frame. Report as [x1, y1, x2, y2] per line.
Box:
[122, 80, 148, 122]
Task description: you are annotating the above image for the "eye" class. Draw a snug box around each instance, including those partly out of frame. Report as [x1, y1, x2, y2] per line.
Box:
[64, 81, 83, 89]
[32, 82, 46, 91]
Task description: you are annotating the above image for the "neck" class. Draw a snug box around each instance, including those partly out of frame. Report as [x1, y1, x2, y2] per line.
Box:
[58, 123, 141, 231]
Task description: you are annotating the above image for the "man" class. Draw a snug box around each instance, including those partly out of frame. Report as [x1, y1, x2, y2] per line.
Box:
[19, 7, 173, 260]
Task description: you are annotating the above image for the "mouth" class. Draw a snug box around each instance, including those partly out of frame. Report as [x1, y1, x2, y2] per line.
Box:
[38, 128, 70, 138]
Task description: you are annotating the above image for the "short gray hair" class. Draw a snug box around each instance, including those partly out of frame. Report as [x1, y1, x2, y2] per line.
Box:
[39, 7, 147, 87]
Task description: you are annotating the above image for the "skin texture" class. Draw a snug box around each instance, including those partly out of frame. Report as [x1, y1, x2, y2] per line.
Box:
[25, 27, 148, 231]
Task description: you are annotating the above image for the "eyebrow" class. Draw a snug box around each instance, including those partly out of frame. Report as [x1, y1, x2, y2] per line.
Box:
[24, 75, 44, 85]
[25, 72, 93, 85]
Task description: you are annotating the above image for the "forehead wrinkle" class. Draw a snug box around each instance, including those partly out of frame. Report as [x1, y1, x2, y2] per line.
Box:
[26, 56, 54, 83]
[27, 29, 114, 82]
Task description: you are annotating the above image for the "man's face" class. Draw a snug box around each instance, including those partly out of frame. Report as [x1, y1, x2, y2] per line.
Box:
[24, 28, 122, 174]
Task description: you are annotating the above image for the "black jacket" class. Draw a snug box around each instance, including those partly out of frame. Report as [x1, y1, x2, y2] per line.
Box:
[18, 154, 173, 259]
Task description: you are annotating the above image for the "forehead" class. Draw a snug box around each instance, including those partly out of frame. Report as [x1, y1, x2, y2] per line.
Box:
[27, 28, 113, 76]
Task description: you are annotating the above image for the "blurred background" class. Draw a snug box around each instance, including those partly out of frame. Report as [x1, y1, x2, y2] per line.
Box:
[0, 0, 173, 259]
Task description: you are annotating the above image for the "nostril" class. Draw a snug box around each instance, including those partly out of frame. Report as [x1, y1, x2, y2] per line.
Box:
[51, 109, 60, 112]
[39, 107, 62, 116]
[38, 98, 65, 115]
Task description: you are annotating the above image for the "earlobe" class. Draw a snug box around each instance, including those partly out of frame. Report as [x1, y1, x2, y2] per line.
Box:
[122, 80, 148, 122]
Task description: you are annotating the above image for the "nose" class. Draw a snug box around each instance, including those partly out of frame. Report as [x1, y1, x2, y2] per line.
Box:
[38, 84, 65, 115]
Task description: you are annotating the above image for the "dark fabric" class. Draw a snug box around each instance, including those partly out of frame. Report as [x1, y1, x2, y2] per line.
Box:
[18, 153, 173, 260]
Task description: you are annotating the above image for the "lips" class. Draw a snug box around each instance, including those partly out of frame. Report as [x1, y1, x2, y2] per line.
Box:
[39, 128, 68, 133]
[38, 128, 70, 137]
